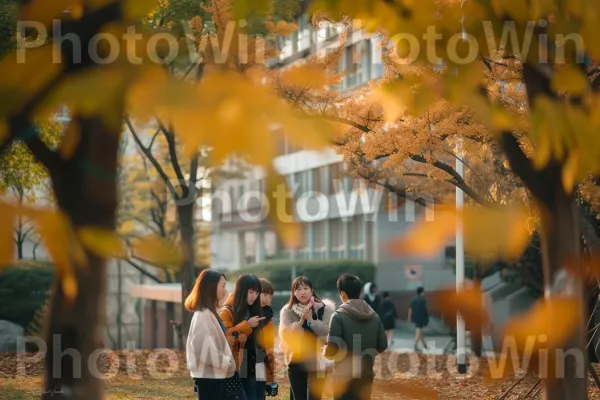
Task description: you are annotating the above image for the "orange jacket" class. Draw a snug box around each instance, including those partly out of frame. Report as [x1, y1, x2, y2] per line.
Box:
[218, 294, 276, 382]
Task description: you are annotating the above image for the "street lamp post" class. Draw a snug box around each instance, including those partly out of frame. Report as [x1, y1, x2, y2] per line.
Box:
[456, 138, 467, 374]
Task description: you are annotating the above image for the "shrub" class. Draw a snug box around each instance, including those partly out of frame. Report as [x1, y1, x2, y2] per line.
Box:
[0, 261, 54, 329]
[233, 259, 376, 294]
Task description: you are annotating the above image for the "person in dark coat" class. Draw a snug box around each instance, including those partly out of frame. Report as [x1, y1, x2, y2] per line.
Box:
[380, 292, 397, 347]
[361, 282, 382, 316]
[325, 274, 388, 400]
[407, 287, 429, 352]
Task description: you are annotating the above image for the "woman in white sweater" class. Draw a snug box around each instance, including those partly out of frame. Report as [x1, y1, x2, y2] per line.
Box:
[185, 269, 236, 400]
[279, 276, 335, 400]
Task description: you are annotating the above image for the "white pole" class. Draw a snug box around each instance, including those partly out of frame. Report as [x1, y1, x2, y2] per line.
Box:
[456, 137, 467, 374]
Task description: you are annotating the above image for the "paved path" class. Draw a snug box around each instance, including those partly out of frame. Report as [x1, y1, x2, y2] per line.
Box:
[389, 329, 496, 355]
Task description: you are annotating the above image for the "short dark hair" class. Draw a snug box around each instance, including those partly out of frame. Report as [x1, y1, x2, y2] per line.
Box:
[259, 278, 274, 295]
[337, 274, 363, 299]
[417, 287, 424, 295]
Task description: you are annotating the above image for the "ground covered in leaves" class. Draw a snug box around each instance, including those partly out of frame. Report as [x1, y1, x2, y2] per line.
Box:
[1, 350, 600, 399]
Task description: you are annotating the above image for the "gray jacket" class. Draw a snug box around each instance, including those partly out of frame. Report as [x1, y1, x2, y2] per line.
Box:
[324, 299, 388, 378]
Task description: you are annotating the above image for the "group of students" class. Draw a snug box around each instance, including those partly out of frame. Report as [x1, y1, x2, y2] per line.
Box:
[184, 269, 393, 400]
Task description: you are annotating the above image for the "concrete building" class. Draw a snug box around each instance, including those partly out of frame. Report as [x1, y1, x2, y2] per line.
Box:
[209, 15, 457, 296]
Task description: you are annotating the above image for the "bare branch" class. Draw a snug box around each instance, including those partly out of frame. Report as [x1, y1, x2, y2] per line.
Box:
[125, 115, 179, 200]
[123, 259, 163, 283]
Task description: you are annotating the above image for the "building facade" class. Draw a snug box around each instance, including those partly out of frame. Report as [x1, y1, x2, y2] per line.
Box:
[210, 15, 456, 294]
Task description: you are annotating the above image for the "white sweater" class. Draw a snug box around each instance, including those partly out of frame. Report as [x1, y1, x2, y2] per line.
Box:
[186, 309, 236, 379]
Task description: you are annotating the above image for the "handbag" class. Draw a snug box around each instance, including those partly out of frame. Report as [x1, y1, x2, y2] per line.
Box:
[222, 371, 243, 400]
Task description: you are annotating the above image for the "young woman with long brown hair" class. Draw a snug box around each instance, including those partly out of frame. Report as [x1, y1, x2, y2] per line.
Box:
[185, 269, 236, 400]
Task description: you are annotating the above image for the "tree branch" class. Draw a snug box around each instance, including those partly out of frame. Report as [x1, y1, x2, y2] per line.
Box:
[125, 115, 179, 200]
[123, 259, 163, 283]
[500, 131, 543, 198]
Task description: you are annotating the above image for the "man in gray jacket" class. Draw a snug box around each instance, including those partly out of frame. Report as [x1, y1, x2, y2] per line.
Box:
[324, 274, 388, 400]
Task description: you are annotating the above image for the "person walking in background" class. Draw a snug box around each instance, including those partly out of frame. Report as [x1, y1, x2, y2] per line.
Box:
[279, 276, 335, 400]
[380, 292, 398, 347]
[257, 278, 277, 400]
[185, 269, 236, 400]
[219, 274, 265, 400]
[325, 274, 388, 400]
[408, 287, 429, 352]
[361, 282, 382, 316]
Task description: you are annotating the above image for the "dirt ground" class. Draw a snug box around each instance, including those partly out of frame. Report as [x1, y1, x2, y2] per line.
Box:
[1, 350, 600, 399]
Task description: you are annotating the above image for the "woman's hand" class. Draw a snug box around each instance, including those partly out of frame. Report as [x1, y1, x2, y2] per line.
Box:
[303, 307, 313, 322]
[248, 316, 265, 328]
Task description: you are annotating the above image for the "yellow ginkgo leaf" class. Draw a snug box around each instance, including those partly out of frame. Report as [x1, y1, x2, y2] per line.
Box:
[279, 64, 340, 91]
[370, 83, 408, 123]
[551, 64, 589, 96]
[561, 151, 580, 194]
[78, 227, 126, 258]
[264, 171, 302, 250]
[131, 235, 183, 266]
[122, 0, 157, 21]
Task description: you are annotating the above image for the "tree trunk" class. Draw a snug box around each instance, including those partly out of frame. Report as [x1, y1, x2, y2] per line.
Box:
[177, 203, 196, 337]
[538, 187, 587, 400]
[42, 114, 121, 400]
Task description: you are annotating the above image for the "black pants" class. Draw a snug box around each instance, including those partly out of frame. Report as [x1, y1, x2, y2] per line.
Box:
[334, 377, 374, 400]
[194, 378, 223, 400]
[288, 363, 326, 400]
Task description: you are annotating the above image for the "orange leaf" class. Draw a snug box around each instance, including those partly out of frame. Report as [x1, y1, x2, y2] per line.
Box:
[279, 64, 339, 91]
[386, 206, 530, 262]
[0, 203, 15, 266]
[385, 208, 456, 257]
[431, 285, 489, 331]
[502, 297, 580, 352]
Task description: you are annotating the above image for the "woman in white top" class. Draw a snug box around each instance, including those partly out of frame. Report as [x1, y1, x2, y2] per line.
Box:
[186, 269, 236, 400]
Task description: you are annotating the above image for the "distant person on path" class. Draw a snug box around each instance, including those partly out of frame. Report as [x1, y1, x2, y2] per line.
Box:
[258, 278, 276, 400]
[407, 287, 429, 352]
[361, 282, 382, 316]
[325, 274, 388, 400]
[380, 292, 398, 347]
[185, 269, 236, 400]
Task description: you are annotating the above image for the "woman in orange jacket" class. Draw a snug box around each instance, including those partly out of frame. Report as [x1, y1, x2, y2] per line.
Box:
[219, 274, 265, 400]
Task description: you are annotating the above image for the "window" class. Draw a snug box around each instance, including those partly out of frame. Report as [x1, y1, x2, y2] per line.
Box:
[345, 41, 371, 89]
[371, 36, 384, 79]
[330, 163, 342, 193]
[313, 168, 321, 195]
[297, 14, 310, 51]
[229, 186, 235, 210]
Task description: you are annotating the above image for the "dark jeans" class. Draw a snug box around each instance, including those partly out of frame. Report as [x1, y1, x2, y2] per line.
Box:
[334, 377, 374, 400]
[256, 381, 267, 400]
[193, 378, 223, 400]
[288, 363, 326, 400]
[241, 377, 268, 400]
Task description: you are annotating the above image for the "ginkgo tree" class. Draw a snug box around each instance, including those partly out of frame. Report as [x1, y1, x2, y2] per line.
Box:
[0, 0, 333, 398]
[307, 0, 600, 398]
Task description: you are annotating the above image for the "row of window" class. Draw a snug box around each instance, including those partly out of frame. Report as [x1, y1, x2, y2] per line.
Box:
[216, 164, 412, 216]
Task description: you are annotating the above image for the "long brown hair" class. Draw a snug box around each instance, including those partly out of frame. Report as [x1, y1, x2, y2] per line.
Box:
[287, 275, 321, 309]
[184, 269, 225, 314]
